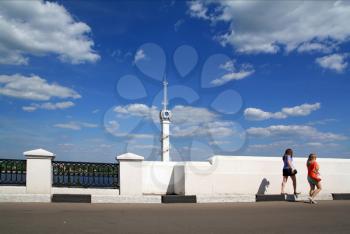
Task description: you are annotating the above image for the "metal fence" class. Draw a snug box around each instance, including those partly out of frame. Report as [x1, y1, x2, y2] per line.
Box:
[52, 161, 119, 188]
[0, 159, 26, 185]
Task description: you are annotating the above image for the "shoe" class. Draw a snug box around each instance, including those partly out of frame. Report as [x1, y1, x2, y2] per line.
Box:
[294, 192, 301, 196]
[308, 197, 313, 204]
[308, 197, 317, 204]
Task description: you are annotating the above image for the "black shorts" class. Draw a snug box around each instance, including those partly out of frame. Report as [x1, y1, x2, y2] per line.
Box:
[283, 169, 293, 177]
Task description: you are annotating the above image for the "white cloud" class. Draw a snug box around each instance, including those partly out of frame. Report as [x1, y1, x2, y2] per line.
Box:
[188, 1, 209, 19]
[54, 121, 98, 130]
[247, 125, 347, 142]
[22, 101, 74, 112]
[211, 61, 254, 86]
[112, 103, 235, 138]
[297, 42, 334, 53]
[188, 1, 350, 54]
[104, 119, 153, 139]
[281, 103, 321, 116]
[114, 104, 158, 119]
[315, 53, 348, 73]
[0, 0, 99, 65]
[171, 105, 217, 125]
[134, 49, 146, 63]
[244, 103, 320, 121]
[0, 74, 81, 101]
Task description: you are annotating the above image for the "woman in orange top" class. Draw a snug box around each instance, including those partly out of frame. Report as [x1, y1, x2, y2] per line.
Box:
[307, 153, 322, 204]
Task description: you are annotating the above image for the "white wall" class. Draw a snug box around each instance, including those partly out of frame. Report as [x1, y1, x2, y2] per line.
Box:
[142, 161, 184, 194]
[182, 156, 350, 195]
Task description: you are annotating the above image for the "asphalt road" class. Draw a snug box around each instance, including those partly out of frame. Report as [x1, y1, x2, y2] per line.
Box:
[1, 201, 349, 234]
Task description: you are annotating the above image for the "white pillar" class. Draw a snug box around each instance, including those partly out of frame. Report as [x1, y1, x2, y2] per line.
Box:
[161, 120, 170, 162]
[24, 148, 55, 194]
[117, 153, 144, 195]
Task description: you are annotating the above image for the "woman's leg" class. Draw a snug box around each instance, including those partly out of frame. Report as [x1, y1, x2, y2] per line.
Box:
[281, 176, 288, 194]
[311, 182, 322, 199]
[309, 182, 315, 197]
[291, 175, 298, 193]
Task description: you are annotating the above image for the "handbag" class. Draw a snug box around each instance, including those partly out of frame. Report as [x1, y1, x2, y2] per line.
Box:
[289, 168, 297, 175]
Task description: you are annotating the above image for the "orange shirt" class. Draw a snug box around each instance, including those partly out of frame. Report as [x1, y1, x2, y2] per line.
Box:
[307, 161, 319, 179]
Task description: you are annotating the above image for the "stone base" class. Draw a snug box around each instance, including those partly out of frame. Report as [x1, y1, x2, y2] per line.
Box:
[332, 193, 350, 200]
[161, 195, 197, 203]
[52, 194, 91, 203]
[0, 194, 51, 203]
[197, 195, 255, 203]
[92, 195, 161, 203]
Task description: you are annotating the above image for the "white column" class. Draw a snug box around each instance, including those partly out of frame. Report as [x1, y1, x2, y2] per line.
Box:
[24, 148, 55, 194]
[161, 120, 170, 162]
[117, 153, 144, 195]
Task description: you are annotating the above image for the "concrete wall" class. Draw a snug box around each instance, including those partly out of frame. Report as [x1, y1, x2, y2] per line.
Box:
[182, 156, 350, 195]
[0, 186, 26, 194]
[52, 187, 119, 195]
[142, 161, 184, 194]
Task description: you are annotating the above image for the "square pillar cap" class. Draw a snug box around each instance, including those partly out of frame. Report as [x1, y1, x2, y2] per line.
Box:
[117, 152, 144, 161]
[24, 148, 55, 158]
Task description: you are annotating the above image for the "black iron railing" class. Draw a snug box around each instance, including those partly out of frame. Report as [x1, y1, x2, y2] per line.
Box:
[0, 159, 26, 185]
[52, 161, 119, 188]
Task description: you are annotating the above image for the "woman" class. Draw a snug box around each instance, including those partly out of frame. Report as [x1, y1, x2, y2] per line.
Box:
[307, 153, 322, 204]
[281, 148, 300, 195]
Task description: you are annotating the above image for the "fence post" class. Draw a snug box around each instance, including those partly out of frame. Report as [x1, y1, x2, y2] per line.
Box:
[24, 148, 55, 194]
[117, 153, 144, 195]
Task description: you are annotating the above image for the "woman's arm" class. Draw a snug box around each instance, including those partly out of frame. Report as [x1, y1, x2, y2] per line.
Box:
[287, 157, 294, 169]
[315, 163, 320, 173]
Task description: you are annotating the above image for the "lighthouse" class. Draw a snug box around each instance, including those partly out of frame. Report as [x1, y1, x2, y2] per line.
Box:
[160, 77, 171, 162]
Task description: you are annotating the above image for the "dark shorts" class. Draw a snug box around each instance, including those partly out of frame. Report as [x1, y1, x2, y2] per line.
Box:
[283, 168, 293, 177]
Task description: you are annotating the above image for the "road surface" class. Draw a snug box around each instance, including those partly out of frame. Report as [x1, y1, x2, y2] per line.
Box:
[0, 201, 349, 234]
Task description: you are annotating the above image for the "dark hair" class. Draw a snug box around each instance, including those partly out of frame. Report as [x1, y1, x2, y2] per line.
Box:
[283, 148, 293, 160]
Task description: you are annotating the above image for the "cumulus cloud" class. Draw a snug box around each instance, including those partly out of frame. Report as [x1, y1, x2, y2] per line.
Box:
[173, 121, 235, 138]
[54, 121, 98, 130]
[315, 53, 348, 73]
[188, 1, 350, 54]
[22, 101, 74, 112]
[247, 125, 347, 142]
[211, 60, 254, 86]
[104, 119, 153, 139]
[112, 103, 235, 138]
[0, 0, 99, 65]
[134, 49, 146, 63]
[114, 104, 158, 119]
[244, 103, 320, 121]
[0, 74, 81, 101]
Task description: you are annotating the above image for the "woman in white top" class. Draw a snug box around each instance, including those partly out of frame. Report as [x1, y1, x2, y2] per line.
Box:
[280, 148, 300, 195]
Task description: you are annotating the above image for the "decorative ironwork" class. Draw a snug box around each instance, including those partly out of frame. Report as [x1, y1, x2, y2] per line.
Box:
[52, 161, 119, 188]
[0, 159, 26, 185]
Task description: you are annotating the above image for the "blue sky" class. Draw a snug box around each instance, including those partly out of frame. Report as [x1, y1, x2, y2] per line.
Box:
[0, 0, 349, 162]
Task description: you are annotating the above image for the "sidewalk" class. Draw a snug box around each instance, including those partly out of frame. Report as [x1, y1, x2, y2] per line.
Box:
[1, 201, 349, 234]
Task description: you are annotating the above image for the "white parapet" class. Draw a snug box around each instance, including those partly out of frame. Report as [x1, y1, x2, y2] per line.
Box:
[117, 152, 144, 195]
[24, 148, 55, 195]
[183, 155, 350, 196]
[142, 161, 184, 195]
